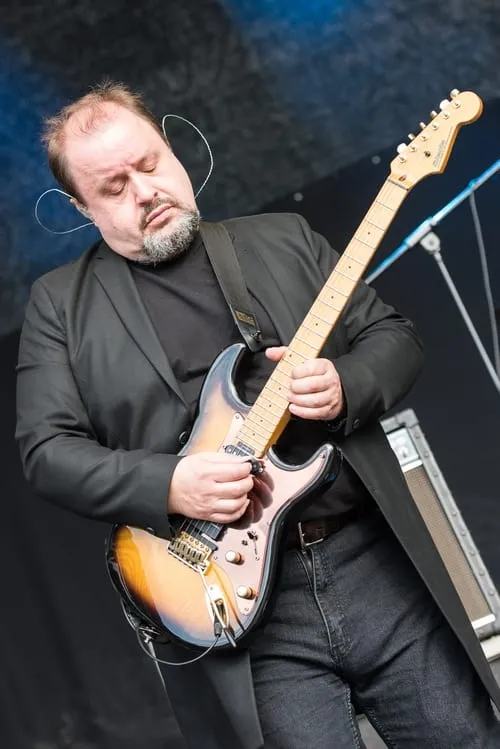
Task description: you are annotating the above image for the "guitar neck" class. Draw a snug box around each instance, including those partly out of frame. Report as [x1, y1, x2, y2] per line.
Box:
[236, 177, 409, 457]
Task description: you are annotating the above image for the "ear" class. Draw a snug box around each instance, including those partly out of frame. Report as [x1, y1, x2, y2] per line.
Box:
[70, 198, 93, 221]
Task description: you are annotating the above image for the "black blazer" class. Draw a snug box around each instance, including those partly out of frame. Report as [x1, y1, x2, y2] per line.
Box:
[16, 213, 500, 749]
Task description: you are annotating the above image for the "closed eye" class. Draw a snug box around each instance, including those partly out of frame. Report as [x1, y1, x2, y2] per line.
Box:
[107, 184, 125, 196]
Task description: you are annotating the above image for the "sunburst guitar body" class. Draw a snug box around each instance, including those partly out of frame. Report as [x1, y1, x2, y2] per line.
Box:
[108, 343, 338, 650]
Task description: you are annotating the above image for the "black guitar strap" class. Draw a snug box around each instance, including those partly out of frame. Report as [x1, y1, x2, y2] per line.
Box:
[200, 222, 263, 353]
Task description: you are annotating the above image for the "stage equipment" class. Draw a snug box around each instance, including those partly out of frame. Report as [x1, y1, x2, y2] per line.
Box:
[382, 407, 500, 642]
[367, 159, 500, 397]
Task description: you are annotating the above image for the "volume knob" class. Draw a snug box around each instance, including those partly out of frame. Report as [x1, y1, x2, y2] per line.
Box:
[236, 586, 256, 600]
[225, 551, 243, 564]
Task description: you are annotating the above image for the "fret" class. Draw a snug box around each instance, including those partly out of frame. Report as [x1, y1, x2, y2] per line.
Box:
[374, 198, 394, 210]
[259, 386, 289, 406]
[293, 331, 310, 345]
[302, 320, 330, 338]
[282, 349, 307, 366]
[322, 284, 348, 299]
[238, 416, 271, 438]
[276, 357, 293, 373]
[288, 339, 316, 359]
[308, 307, 336, 324]
[318, 298, 345, 314]
[236, 431, 267, 455]
[258, 381, 290, 401]
[335, 264, 363, 284]
[354, 235, 376, 249]
[307, 310, 332, 327]
[342, 253, 366, 267]
[270, 370, 291, 387]
[325, 275, 355, 296]
[241, 414, 279, 442]
[246, 409, 276, 427]
[252, 400, 285, 423]
[333, 267, 357, 282]
[365, 218, 385, 231]
[294, 328, 324, 348]
[266, 380, 291, 399]
[239, 417, 270, 441]
[314, 298, 343, 316]
[356, 222, 385, 242]
[316, 295, 343, 312]
[247, 402, 274, 429]
[253, 395, 284, 418]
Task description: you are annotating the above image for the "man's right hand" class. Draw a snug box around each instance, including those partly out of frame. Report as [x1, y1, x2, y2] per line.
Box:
[168, 452, 254, 523]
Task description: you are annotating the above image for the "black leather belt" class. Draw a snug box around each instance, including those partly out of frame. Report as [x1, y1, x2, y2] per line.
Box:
[284, 505, 368, 551]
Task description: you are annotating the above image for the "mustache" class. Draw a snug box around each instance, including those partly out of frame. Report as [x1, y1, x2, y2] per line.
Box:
[141, 198, 177, 230]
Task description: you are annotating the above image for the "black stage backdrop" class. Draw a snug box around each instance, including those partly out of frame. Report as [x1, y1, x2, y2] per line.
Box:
[1, 103, 499, 748]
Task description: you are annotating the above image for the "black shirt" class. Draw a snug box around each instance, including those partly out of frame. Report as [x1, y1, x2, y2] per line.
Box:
[129, 233, 370, 519]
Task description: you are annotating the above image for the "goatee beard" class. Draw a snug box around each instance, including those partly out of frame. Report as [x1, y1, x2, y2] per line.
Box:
[138, 204, 200, 264]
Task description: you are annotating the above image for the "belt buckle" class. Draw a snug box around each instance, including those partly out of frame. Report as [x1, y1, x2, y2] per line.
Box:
[297, 521, 325, 551]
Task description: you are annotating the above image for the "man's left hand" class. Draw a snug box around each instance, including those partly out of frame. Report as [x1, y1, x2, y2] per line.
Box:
[265, 346, 344, 421]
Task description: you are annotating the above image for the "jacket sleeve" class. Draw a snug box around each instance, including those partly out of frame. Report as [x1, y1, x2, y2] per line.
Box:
[295, 214, 424, 437]
[15, 279, 178, 537]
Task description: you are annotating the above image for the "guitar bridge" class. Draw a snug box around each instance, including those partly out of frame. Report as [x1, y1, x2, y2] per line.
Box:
[168, 530, 212, 571]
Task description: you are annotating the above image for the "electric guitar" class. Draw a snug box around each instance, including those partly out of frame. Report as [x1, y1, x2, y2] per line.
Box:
[106, 90, 483, 651]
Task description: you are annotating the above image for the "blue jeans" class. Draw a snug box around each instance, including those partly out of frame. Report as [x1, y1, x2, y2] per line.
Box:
[249, 507, 500, 748]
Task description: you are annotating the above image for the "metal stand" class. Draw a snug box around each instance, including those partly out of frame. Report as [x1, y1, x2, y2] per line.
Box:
[366, 159, 500, 397]
[418, 232, 500, 396]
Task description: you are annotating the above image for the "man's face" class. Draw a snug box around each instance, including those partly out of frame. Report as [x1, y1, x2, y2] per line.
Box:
[64, 104, 199, 262]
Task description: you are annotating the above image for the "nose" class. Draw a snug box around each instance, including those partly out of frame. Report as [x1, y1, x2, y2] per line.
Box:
[131, 172, 157, 204]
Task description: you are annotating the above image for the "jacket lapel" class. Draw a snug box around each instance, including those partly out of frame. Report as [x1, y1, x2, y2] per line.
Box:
[93, 242, 188, 407]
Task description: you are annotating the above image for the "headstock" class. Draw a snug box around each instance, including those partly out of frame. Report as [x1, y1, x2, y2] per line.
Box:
[390, 90, 483, 189]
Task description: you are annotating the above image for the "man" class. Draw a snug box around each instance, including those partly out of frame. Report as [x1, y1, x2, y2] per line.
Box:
[16, 82, 500, 749]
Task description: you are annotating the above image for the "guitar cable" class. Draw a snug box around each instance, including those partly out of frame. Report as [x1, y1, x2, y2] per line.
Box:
[135, 627, 221, 667]
[197, 564, 238, 648]
[134, 566, 238, 667]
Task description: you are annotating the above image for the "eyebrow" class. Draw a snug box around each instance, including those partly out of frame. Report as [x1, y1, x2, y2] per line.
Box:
[97, 150, 160, 191]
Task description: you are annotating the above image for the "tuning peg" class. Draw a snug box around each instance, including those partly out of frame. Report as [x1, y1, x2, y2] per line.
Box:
[430, 110, 438, 119]
[419, 121, 427, 130]
[397, 143, 407, 154]
[408, 133, 415, 141]
[450, 88, 460, 98]
[439, 99, 450, 110]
